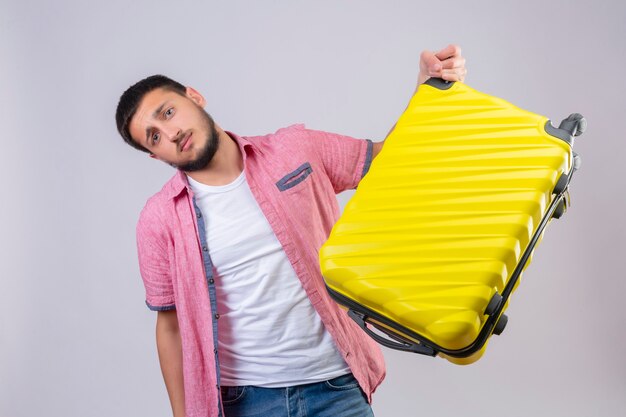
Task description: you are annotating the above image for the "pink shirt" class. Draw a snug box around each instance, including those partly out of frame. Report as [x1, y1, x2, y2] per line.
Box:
[136, 124, 385, 417]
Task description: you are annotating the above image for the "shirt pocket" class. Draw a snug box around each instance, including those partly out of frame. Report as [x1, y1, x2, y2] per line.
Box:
[275, 162, 313, 192]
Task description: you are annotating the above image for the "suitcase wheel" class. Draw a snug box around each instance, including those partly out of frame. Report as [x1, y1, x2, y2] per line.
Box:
[484, 292, 503, 316]
[573, 152, 582, 171]
[552, 198, 567, 219]
[558, 113, 587, 137]
[493, 314, 508, 336]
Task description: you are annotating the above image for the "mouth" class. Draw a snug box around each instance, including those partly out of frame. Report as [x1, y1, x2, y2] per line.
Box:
[179, 132, 192, 152]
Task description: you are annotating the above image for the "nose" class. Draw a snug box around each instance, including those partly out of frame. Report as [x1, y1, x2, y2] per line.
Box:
[161, 124, 182, 142]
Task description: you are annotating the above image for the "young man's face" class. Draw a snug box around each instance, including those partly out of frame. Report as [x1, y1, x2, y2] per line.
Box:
[128, 87, 220, 171]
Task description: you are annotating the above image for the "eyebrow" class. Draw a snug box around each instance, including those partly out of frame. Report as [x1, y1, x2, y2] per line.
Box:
[144, 101, 171, 145]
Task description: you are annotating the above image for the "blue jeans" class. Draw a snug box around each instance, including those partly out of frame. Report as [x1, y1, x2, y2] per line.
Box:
[220, 373, 375, 417]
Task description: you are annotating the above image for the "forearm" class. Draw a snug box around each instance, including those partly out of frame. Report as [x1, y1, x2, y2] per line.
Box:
[156, 311, 186, 417]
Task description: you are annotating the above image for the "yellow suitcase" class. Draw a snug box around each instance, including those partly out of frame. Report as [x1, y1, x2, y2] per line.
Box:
[320, 78, 585, 364]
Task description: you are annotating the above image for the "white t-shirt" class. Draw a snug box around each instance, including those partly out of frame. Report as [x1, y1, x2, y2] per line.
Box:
[187, 172, 349, 387]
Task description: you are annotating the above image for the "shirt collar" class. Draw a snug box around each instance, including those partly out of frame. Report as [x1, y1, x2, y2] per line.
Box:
[164, 130, 257, 200]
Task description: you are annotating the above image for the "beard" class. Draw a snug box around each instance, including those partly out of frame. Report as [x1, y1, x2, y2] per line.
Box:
[175, 108, 220, 172]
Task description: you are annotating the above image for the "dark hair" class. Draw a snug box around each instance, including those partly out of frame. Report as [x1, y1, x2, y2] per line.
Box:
[115, 74, 186, 153]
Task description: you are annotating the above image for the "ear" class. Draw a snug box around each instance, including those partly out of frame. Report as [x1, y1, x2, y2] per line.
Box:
[149, 153, 158, 159]
[185, 86, 206, 107]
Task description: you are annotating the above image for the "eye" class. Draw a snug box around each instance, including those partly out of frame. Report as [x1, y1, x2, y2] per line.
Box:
[164, 107, 174, 118]
[151, 131, 160, 144]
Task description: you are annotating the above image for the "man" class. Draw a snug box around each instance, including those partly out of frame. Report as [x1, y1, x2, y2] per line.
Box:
[115, 45, 466, 417]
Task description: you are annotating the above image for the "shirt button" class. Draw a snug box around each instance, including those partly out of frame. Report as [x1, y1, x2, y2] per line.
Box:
[202, 246, 208, 251]
[214, 348, 218, 354]
[209, 278, 215, 285]
[214, 313, 220, 319]
[196, 212, 202, 218]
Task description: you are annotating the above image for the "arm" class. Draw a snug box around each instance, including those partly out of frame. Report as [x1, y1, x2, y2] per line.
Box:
[156, 310, 186, 417]
[372, 44, 467, 160]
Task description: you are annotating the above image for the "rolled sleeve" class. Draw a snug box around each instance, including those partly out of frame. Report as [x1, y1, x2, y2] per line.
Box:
[136, 205, 175, 311]
[304, 128, 373, 193]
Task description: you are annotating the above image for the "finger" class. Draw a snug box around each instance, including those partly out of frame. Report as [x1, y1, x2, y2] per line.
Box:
[420, 50, 442, 75]
[434, 44, 462, 61]
[440, 56, 466, 70]
[440, 67, 467, 82]
[444, 67, 467, 82]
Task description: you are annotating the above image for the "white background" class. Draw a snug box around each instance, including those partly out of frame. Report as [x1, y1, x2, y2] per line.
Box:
[1, 1, 624, 416]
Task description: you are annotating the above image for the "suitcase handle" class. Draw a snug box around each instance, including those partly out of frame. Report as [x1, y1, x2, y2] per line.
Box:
[347, 310, 436, 356]
[423, 77, 454, 90]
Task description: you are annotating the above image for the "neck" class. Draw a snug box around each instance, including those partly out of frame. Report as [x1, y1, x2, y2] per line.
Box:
[185, 129, 243, 186]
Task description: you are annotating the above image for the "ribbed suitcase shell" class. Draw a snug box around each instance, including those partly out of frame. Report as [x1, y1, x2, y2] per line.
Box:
[320, 79, 579, 364]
